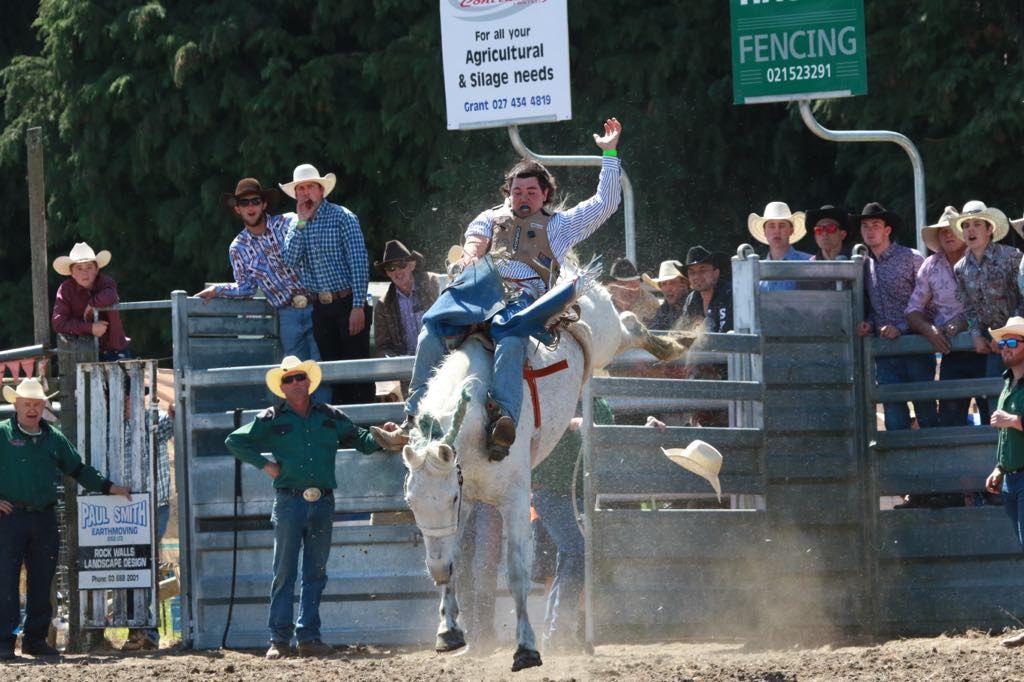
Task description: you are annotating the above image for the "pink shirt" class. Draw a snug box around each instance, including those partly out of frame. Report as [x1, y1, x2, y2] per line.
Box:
[905, 252, 963, 328]
[51, 273, 130, 353]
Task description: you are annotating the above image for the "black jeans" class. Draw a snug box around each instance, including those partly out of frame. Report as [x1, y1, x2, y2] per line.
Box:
[0, 508, 59, 650]
[311, 297, 374, 404]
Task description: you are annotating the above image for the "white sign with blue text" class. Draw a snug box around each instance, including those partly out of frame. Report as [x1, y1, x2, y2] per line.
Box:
[76, 493, 154, 589]
[440, 0, 572, 130]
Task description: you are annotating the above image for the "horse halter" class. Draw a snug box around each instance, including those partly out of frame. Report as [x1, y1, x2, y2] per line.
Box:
[411, 463, 464, 539]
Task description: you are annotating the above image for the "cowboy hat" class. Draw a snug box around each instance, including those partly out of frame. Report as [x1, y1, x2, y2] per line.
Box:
[990, 316, 1024, 342]
[607, 257, 642, 282]
[919, 206, 960, 253]
[219, 177, 281, 215]
[265, 356, 323, 399]
[683, 245, 725, 271]
[642, 260, 688, 290]
[279, 164, 336, 199]
[854, 202, 903, 234]
[374, 240, 425, 273]
[661, 441, 723, 501]
[951, 200, 1010, 243]
[747, 202, 806, 245]
[805, 205, 851, 233]
[53, 242, 112, 276]
[3, 378, 57, 404]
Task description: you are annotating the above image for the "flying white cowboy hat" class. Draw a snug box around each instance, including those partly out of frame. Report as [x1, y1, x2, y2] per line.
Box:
[661, 441, 723, 501]
[53, 242, 112, 277]
[279, 164, 337, 199]
[951, 200, 1010, 243]
[747, 201, 806, 245]
[265, 356, 323, 399]
[641, 260, 687, 290]
[919, 206, 960, 253]
[3, 378, 58, 404]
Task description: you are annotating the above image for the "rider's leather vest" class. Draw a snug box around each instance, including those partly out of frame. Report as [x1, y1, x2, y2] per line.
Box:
[488, 204, 557, 288]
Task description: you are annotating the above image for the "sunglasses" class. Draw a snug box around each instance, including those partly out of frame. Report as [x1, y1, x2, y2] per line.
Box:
[281, 373, 308, 384]
[384, 261, 408, 272]
[999, 339, 1021, 349]
[235, 196, 264, 207]
[814, 223, 843, 235]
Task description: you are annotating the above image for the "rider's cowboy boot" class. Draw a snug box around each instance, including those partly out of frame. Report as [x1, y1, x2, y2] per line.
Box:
[485, 400, 516, 461]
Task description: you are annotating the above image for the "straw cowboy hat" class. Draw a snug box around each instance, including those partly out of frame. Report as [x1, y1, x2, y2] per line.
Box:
[1013, 216, 1024, 240]
[642, 260, 687, 290]
[607, 257, 642, 283]
[265, 356, 323, 399]
[919, 206, 960, 253]
[747, 202, 806, 245]
[374, 240, 425, 274]
[661, 441, 723, 501]
[990, 316, 1024, 342]
[53, 242, 111, 276]
[3, 378, 57, 404]
[951, 200, 1010, 243]
[854, 202, 903, 234]
[279, 164, 336, 199]
[219, 177, 280, 215]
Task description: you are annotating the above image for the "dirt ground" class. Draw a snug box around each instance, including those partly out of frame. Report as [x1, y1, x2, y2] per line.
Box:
[4, 631, 1024, 681]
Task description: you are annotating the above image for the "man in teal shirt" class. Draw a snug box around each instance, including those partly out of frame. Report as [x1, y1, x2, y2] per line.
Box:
[0, 379, 131, 661]
[225, 356, 405, 660]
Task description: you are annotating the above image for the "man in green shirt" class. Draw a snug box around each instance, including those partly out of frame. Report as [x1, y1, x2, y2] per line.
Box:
[0, 379, 131, 661]
[225, 356, 405, 660]
[983, 317, 1024, 648]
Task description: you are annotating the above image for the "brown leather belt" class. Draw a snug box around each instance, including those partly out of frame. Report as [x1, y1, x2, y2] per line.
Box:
[317, 288, 352, 305]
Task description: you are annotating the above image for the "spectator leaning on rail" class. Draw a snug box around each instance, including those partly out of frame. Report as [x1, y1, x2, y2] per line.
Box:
[51, 242, 131, 361]
[953, 201, 1024, 419]
[807, 205, 853, 261]
[748, 201, 813, 291]
[605, 257, 659, 325]
[197, 178, 327, 402]
[854, 202, 938, 430]
[0, 379, 132, 662]
[402, 117, 623, 460]
[224, 356, 407, 660]
[642, 260, 690, 330]
[905, 206, 985, 427]
[371, 240, 445, 358]
[281, 165, 374, 405]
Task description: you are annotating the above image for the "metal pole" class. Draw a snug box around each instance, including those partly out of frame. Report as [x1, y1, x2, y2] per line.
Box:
[798, 100, 927, 255]
[507, 125, 636, 263]
[27, 127, 50, 347]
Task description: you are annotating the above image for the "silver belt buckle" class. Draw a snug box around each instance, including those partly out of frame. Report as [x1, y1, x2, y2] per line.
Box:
[292, 294, 308, 309]
[318, 292, 334, 305]
[302, 487, 322, 502]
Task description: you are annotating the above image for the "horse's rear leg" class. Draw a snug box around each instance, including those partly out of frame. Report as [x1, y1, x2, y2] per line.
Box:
[502, 493, 542, 671]
[435, 582, 465, 652]
[619, 311, 693, 361]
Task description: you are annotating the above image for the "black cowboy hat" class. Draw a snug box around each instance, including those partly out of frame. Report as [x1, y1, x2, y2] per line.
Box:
[805, 204, 852, 233]
[607, 257, 641, 282]
[855, 202, 903, 233]
[374, 239, 425, 273]
[219, 178, 281, 215]
[683, 245, 726, 271]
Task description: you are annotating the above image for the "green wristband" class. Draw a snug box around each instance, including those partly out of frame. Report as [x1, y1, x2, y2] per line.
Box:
[602, 149, 618, 157]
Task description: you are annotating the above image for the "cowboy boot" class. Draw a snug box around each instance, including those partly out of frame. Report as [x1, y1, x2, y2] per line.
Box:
[485, 400, 516, 461]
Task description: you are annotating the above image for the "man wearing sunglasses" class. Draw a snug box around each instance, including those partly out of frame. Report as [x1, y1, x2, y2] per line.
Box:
[806, 205, 851, 261]
[225, 356, 407, 660]
[198, 179, 326, 401]
[371, 240, 445, 359]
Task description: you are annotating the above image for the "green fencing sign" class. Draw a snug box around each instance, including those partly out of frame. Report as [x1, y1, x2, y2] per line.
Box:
[731, 0, 867, 104]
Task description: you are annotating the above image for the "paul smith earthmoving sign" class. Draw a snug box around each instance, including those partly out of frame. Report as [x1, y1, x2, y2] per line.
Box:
[731, 0, 867, 104]
[76, 493, 154, 589]
[440, 0, 572, 129]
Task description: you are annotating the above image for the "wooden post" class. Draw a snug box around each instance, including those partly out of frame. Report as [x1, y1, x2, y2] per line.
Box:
[27, 127, 49, 348]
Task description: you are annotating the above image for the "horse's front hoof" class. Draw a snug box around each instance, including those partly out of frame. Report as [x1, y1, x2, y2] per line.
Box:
[511, 646, 542, 671]
[435, 628, 466, 653]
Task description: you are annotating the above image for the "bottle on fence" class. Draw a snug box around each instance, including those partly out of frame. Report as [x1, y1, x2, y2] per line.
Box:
[52, 616, 69, 652]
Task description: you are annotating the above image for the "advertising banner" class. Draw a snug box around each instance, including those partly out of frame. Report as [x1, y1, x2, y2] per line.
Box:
[76, 493, 154, 589]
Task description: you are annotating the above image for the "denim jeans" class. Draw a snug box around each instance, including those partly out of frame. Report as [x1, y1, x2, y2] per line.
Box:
[0, 509, 59, 650]
[875, 353, 939, 430]
[1002, 471, 1024, 550]
[938, 351, 988, 426]
[268, 490, 334, 644]
[278, 306, 331, 404]
[532, 489, 584, 647]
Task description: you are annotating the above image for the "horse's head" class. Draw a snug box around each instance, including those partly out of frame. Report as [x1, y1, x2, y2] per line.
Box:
[402, 389, 471, 585]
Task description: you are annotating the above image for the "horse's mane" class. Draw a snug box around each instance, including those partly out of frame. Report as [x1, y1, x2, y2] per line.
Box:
[417, 339, 491, 428]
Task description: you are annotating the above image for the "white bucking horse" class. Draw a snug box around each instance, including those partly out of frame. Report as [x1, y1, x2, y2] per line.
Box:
[400, 263, 688, 672]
